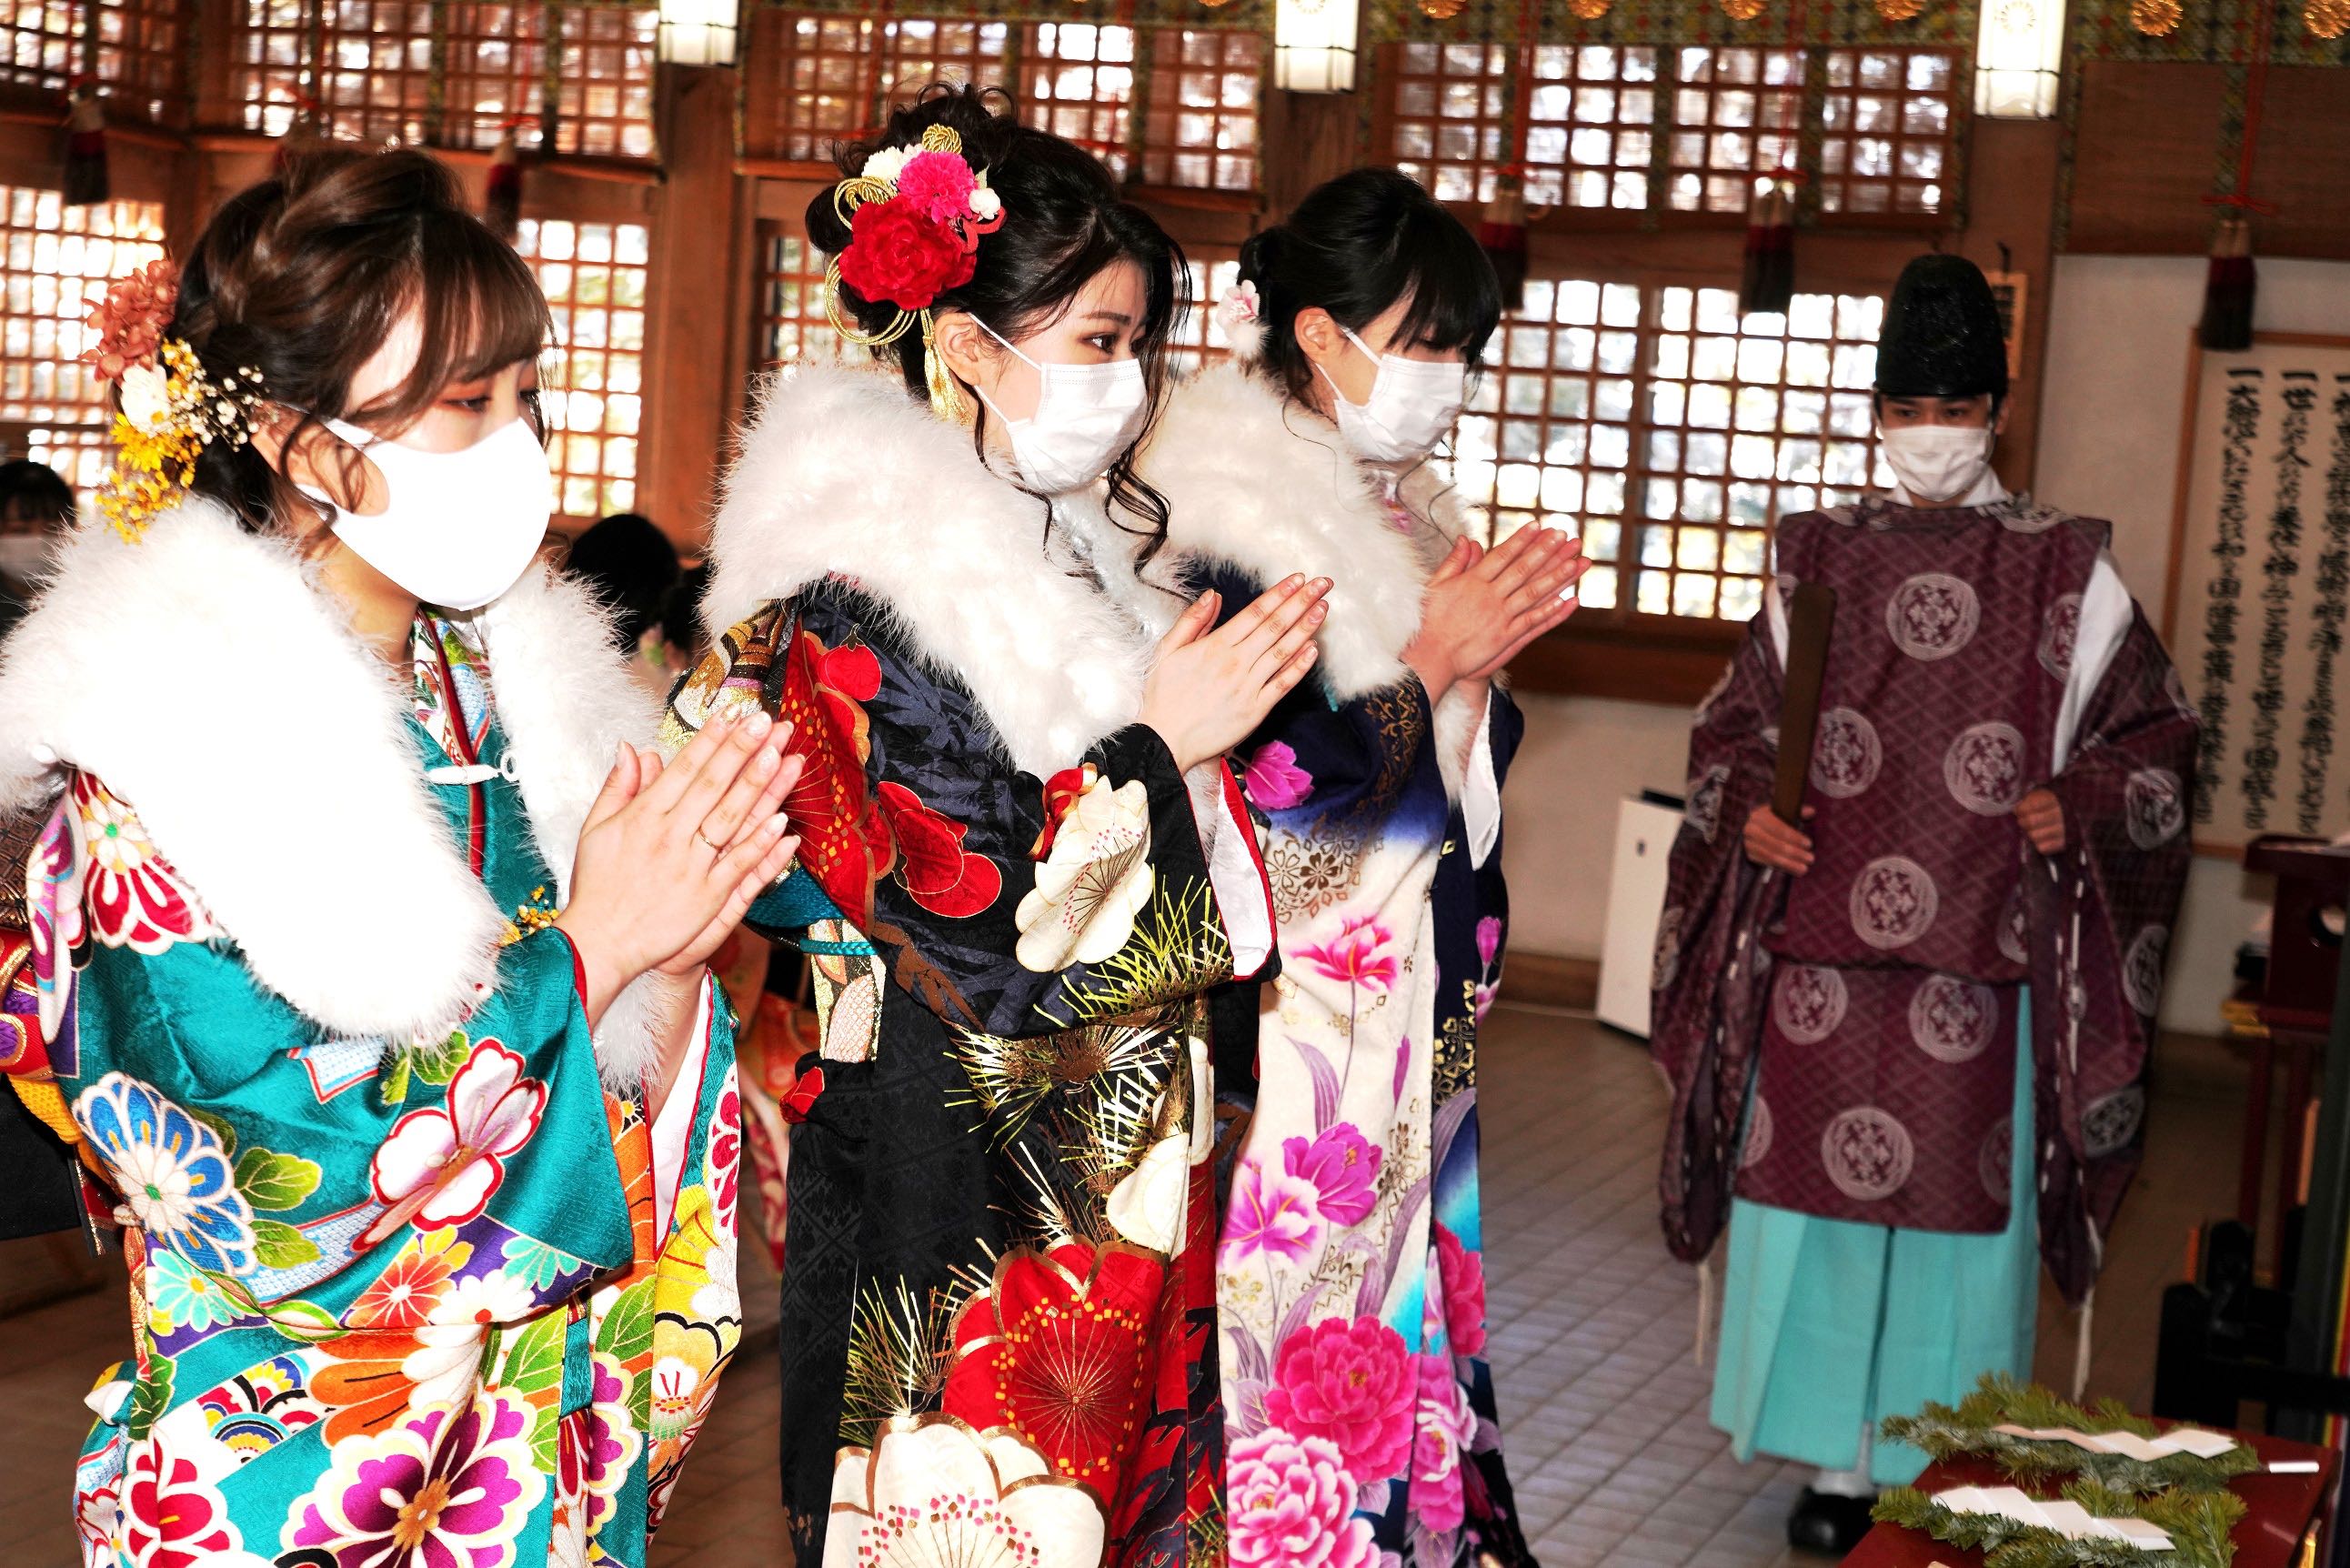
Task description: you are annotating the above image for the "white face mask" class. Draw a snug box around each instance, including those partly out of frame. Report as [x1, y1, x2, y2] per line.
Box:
[0, 533, 56, 587]
[1880, 423, 1996, 506]
[1319, 327, 1468, 465]
[970, 321, 1150, 496]
[313, 415, 554, 611]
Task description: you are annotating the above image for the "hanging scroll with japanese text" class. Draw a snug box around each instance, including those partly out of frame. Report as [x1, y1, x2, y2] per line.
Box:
[2163, 333, 2350, 853]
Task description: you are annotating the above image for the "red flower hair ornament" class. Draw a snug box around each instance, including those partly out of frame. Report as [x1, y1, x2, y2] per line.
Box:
[823, 125, 1006, 418]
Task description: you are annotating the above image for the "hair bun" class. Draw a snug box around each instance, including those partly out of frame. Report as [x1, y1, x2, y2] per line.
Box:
[1237, 226, 1284, 286]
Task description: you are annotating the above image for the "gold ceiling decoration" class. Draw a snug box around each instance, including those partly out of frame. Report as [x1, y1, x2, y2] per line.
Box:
[2307, 0, 2350, 37]
[1720, 0, 1767, 19]
[2129, 0, 2183, 31]
[1874, 0, 1925, 21]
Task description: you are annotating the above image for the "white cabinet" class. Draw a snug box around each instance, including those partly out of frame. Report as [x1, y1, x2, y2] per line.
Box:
[1596, 796, 1684, 1038]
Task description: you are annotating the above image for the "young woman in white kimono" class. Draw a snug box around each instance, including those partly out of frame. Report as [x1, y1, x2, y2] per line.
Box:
[662, 89, 1321, 1568]
[1114, 168, 1585, 1566]
[0, 150, 795, 1568]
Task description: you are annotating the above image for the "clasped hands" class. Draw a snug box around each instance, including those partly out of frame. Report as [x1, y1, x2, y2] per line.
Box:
[1742, 788, 2067, 876]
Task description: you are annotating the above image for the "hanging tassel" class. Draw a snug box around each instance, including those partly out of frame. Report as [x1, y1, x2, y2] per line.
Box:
[2197, 213, 2257, 352]
[1740, 177, 1797, 317]
[63, 81, 108, 206]
[485, 121, 526, 245]
[1477, 167, 1534, 313]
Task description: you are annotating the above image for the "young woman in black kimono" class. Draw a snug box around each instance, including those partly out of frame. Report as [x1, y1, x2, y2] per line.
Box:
[664, 89, 1327, 1568]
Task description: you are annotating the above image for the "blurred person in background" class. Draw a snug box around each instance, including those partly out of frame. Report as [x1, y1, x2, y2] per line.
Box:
[0, 458, 76, 638]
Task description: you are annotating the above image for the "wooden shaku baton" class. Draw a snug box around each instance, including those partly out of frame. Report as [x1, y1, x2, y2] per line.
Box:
[1772, 580, 1838, 826]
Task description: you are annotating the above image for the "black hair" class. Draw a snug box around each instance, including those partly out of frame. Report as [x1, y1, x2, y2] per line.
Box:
[661, 563, 710, 661]
[0, 459, 75, 531]
[808, 85, 1187, 562]
[1238, 167, 1502, 407]
[566, 511, 682, 652]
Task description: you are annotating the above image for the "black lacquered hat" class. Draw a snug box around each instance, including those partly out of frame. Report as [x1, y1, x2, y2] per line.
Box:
[1874, 254, 2008, 400]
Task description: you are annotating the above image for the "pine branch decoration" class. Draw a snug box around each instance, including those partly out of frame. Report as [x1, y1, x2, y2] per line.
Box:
[1882, 1374, 2257, 1495]
[1873, 1478, 2245, 1568]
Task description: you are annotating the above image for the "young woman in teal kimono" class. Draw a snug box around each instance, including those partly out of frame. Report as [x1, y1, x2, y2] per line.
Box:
[1120, 170, 1584, 1567]
[663, 89, 1323, 1568]
[0, 151, 798, 1568]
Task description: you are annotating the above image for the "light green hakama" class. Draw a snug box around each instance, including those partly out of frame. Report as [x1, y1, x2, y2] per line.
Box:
[1711, 997, 2040, 1485]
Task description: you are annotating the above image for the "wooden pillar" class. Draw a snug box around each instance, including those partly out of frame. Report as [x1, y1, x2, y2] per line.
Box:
[1259, 88, 1368, 218]
[641, 61, 748, 548]
[1951, 116, 2064, 495]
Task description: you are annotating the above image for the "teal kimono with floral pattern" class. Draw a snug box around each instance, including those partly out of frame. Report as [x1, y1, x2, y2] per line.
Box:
[32, 615, 741, 1568]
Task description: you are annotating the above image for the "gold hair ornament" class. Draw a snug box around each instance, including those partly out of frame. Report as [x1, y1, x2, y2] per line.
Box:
[821, 125, 1004, 423]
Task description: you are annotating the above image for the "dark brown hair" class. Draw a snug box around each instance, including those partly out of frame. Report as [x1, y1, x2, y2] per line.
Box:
[810, 85, 1187, 563]
[170, 148, 551, 537]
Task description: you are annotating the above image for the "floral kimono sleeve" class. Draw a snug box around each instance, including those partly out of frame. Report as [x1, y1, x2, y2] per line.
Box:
[34, 775, 729, 1568]
[668, 585, 1273, 1040]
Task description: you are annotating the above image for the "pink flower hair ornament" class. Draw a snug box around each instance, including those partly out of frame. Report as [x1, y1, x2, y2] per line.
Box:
[1216, 279, 1266, 361]
[824, 125, 1007, 420]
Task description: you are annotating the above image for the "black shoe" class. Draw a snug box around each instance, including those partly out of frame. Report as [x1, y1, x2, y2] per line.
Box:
[1786, 1487, 1879, 1555]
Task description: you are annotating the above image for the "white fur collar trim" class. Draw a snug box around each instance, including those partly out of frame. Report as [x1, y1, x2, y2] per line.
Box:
[1134, 365, 1425, 701]
[0, 502, 667, 1087]
[703, 365, 1154, 777]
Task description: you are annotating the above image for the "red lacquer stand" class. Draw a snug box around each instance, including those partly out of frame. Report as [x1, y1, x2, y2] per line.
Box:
[1843, 1430, 2336, 1568]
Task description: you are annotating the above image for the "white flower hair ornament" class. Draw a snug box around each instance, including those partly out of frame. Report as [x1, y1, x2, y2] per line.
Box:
[1215, 279, 1265, 362]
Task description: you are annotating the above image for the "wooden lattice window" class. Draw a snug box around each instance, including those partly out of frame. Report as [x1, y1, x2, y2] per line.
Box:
[439, 2, 553, 152]
[519, 217, 648, 521]
[1455, 278, 1886, 623]
[1458, 279, 1644, 610]
[1384, 42, 1658, 209]
[1635, 286, 1883, 618]
[877, 17, 1010, 101]
[95, 0, 186, 124]
[1167, 255, 1241, 378]
[1384, 42, 1509, 204]
[754, 225, 867, 370]
[1026, 23, 1136, 178]
[1817, 48, 1959, 218]
[1524, 45, 1658, 210]
[551, 4, 657, 157]
[234, 0, 312, 136]
[316, 0, 435, 145]
[1664, 46, 1805, 215]
[1, 0, 76, 94]
[754, 14, 869, 162]
[0, 186, 166, 486]
[1139, 29, 1260, 192]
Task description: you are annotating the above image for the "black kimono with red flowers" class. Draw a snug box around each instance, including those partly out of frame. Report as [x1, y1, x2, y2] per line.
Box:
[666, 575, 1275, 1568]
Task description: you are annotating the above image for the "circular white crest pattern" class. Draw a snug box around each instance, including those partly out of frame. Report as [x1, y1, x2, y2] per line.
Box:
[2082, 1086, 2146, 1159]
[1850, 857, 1940, 950]
[2000, 501, 2064, 535]
[1652, 906, 1686, 992]
[1908, 974, 1999, 1063]
[1773, 965, 1850, 1045]
[2124, 769, 2186, 850]
[1822, 1107, 1915, 1201]
[1742, 1096, 1774, 1170]
[2122, 925, 2168, 1016]
[2039, 593, 2084, 679]
[1885, 573, 1982, 661]
[1943, 722, 2029, 816]
[1810, 709, 1883, 799]
[1685, 765, 1732, 844]
[1996, 890, 2030, 965]
[1978, 1115, 2014, 1202]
